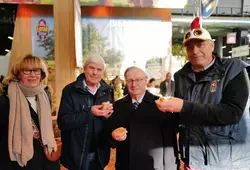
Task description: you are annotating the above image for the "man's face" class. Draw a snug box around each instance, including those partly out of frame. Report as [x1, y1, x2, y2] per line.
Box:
[84, 62, 104, 86]
[166, 73, 171, 81]
[185, 39, 214, 70]
[125, 69, 147, 98]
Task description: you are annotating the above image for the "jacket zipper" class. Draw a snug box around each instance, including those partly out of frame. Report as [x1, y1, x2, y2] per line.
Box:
[78, 102, 90, 170]
[78, 124, 89, 170]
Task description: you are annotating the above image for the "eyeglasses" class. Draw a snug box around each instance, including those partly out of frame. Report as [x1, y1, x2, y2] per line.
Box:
[126, 78, 146, 85]
[22, 68, 42, 75]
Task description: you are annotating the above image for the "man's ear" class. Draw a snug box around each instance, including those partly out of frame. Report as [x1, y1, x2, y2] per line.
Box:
[211, 40, 215, 51]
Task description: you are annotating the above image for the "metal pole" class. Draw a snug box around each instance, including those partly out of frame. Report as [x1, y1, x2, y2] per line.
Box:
[200, 0, 202, 27]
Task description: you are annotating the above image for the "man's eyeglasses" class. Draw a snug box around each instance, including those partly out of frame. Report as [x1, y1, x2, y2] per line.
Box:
[22, 68, 42, 75]
[126, 78, 145, 85]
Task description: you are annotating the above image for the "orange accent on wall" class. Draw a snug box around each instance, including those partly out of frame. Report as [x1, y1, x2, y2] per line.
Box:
[16, 5, 171, 21]
[16, 4, 32, 17]
[16, 4, 52, 17]
[81, 6, 171, 21]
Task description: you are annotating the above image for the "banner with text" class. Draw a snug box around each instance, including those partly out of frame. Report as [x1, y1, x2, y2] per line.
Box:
[31, 16, 173, 81]
[82, 17, 172, 79]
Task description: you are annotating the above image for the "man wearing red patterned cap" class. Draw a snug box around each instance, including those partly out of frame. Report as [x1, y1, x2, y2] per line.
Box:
[155, 17, 250, 170]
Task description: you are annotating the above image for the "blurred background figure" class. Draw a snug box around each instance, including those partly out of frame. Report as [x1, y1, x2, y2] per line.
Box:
[159, 72, 175, 97]
[146, 78, 160, 96]
[111, 75, 125, 101]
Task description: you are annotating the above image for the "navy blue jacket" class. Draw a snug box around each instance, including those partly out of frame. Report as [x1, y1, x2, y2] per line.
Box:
[175, 57, 250, 169]
[57, 74, 114, 170]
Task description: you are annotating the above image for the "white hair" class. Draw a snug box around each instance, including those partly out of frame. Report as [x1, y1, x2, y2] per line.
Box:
[83, 55, 106, 69]
[124, 66, 148, 79]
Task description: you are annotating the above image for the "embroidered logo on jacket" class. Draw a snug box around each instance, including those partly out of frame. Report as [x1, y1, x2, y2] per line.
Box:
[210, 80, 217, 92]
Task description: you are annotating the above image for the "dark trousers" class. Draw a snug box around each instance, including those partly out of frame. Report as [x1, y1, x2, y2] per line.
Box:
[83, 152, 103, 170]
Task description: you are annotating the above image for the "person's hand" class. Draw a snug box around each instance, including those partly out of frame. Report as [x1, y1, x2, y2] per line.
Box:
[91, 102, 113, 118]
[155, 97, 184, 113]
[112, 127, 128, 142]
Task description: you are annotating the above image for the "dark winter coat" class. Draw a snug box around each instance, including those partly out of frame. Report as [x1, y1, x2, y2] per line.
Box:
[0, 86, 60, 170]
[57, 73, 114, 170]
[175, 56, 250, 169]
[110, 91, 177, 170]
[159, 80, 175, 97]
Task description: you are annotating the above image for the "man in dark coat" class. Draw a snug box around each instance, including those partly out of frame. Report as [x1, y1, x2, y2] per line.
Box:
[110, 66, 177, 170]
[57, 55, 114, 170]
[155, 17, 250, 170]
[159, 72, 175, 97]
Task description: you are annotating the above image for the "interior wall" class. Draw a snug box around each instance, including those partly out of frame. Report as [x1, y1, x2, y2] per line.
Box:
[10, 5, 171, 111]
[11, 5, 171, 67]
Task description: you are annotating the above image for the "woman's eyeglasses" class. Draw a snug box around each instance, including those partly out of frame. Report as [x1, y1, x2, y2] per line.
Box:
[22, 68, 42, 75]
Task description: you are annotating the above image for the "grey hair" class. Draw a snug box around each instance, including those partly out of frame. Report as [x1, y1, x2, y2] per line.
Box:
[124, 66, 148, 79]
[83, 55, 106, 69]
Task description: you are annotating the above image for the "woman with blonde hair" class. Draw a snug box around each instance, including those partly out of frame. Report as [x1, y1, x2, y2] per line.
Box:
[0, 54, 60, 170]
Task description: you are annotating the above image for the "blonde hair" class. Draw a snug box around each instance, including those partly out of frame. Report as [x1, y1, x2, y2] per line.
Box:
[2, 54, 48, 86]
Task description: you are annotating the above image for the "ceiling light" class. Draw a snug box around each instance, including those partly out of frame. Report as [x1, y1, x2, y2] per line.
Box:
[222, 46, 226, 49]
[8, 36, 13, 40]
[5, 49, 10, 52]
[229, 51, 232, 53]
[212, 39, 216, 41]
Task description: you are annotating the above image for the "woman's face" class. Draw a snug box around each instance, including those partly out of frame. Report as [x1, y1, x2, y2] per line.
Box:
[19, 67, 42, 88]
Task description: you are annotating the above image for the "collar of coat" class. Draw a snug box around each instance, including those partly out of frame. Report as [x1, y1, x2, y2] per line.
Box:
[177, 56, 226, 82]
[74, 73, 112, 94]
[122, 90, 158, 104]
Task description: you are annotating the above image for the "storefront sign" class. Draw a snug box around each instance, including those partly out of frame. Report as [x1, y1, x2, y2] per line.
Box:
[232, 45, 249, 58]
[226, 32, 236, 44]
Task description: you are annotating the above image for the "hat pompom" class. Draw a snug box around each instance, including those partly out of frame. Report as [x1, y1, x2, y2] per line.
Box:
[190, 17, 200, 30]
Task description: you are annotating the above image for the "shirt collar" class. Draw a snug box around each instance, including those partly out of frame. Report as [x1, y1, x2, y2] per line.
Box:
[83, 80, 100, 95]
[132, 93, 145, 104]
[192, 56, 215, 71]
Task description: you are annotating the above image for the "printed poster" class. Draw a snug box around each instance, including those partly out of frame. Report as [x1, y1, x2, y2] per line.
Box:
[32, 16, 173, 81]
